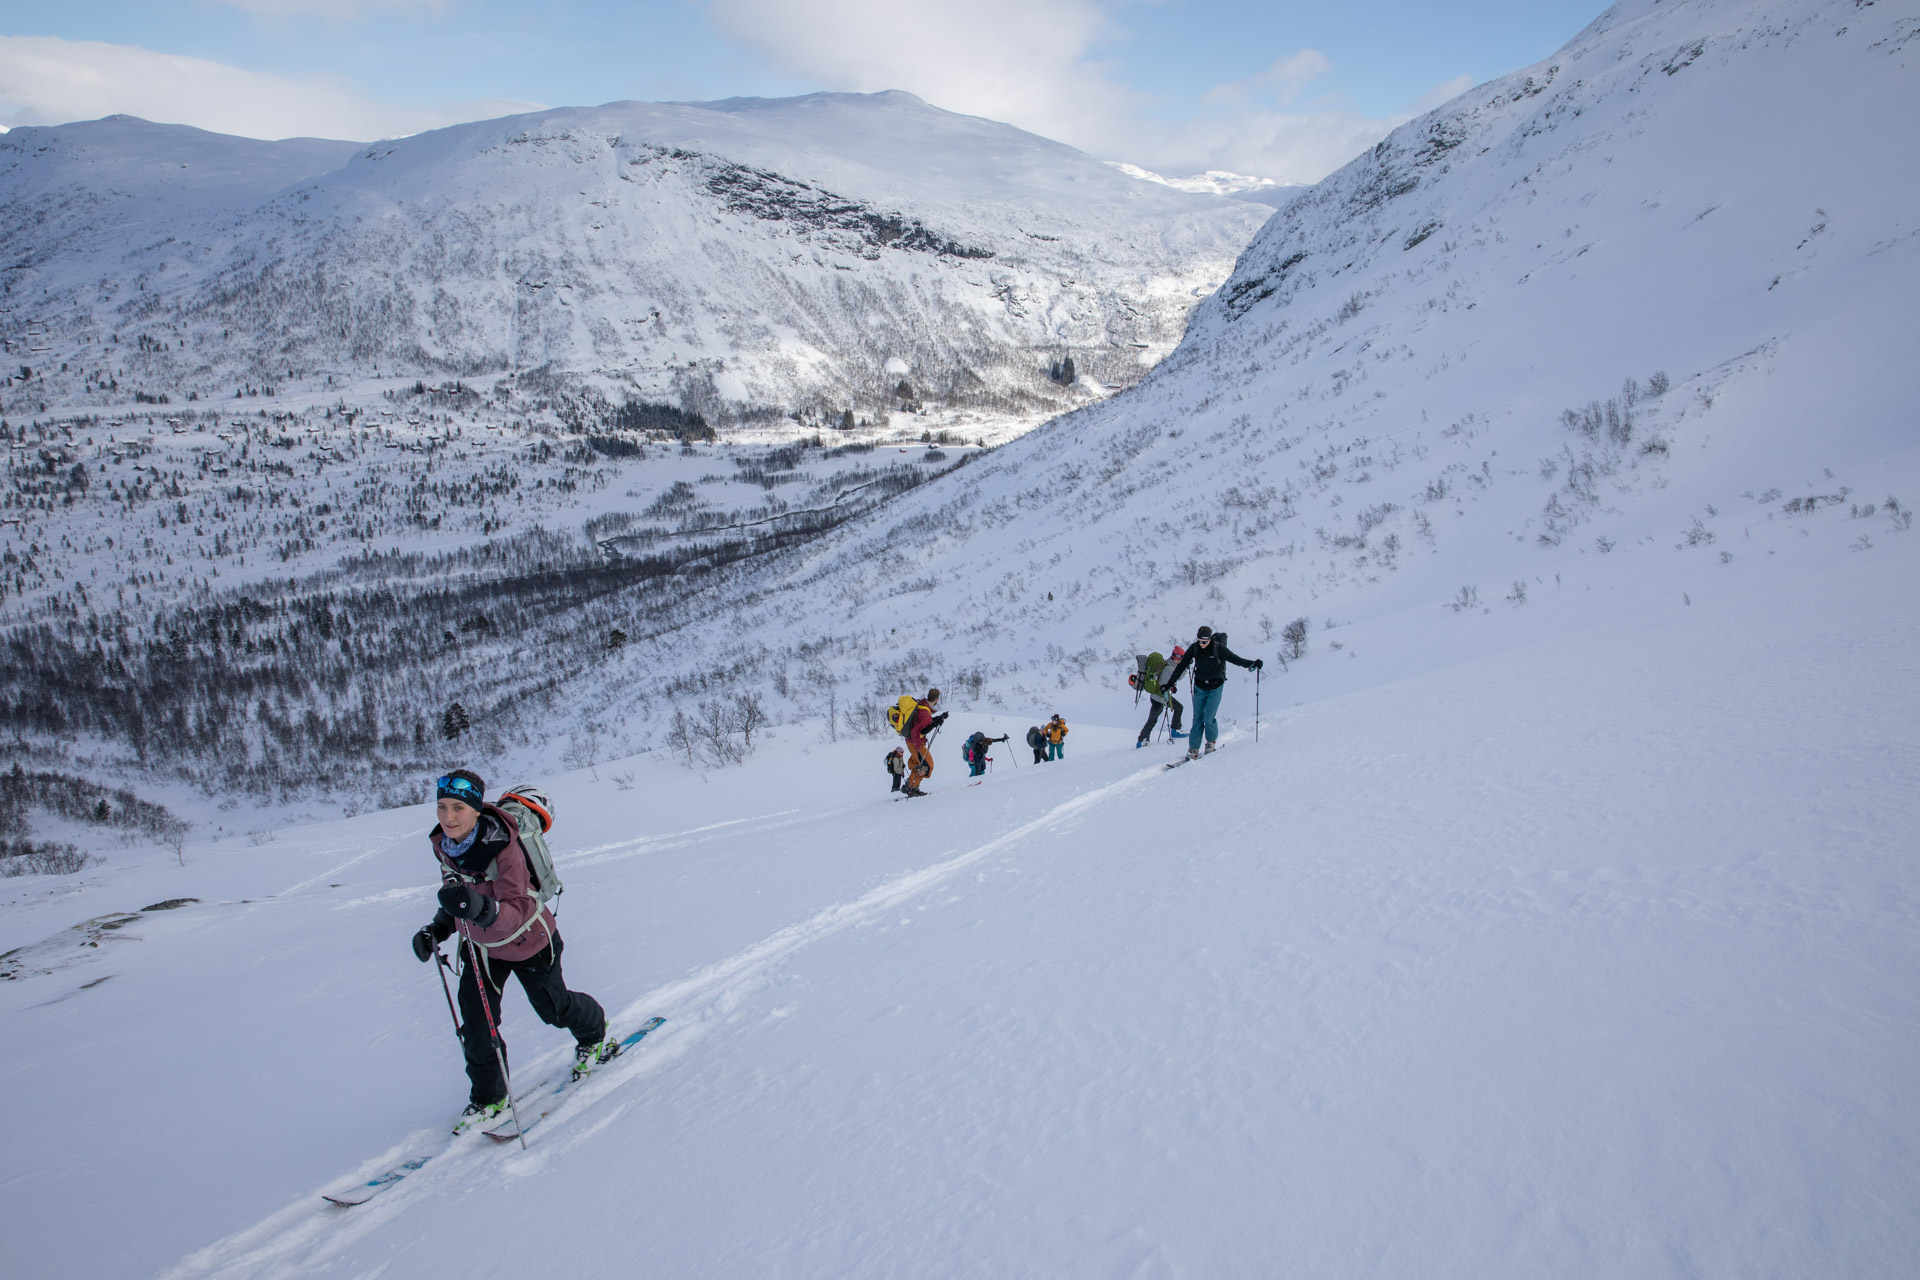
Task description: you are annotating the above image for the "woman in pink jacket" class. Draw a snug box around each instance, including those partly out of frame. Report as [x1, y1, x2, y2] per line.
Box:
[410, 769, 617, 1127]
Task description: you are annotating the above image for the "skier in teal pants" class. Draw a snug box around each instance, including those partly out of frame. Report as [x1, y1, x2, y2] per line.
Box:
[1163, 627, 1261, 760]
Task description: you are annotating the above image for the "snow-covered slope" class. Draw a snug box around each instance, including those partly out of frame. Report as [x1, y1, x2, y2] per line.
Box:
[3, 1, 1919, 1275]
[588, 0, 1918, 724]
[0, 93, 1269, 420]
[3, 523, 1915, 1279]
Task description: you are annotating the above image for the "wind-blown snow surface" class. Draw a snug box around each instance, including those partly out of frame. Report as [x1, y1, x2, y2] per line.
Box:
[0, 93, 1269, 416]
[2, 534, 1916, 1278]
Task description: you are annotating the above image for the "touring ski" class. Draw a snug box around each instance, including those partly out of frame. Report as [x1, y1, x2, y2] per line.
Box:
[323, 1017, 666, 1205]
[323, 1156, 434, 1208]
[485, 1017, 666, 1142]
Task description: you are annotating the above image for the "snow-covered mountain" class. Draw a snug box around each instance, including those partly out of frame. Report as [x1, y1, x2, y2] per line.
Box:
[0, 93, 1270, 422]
[449, 0, 1919, 749]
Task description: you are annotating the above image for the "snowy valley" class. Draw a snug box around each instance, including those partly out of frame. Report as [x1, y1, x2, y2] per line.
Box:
[2, 0, 1918, 1275]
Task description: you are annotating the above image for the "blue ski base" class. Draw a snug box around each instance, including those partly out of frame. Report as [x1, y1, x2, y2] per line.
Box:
[323, 1016, 666, 1206]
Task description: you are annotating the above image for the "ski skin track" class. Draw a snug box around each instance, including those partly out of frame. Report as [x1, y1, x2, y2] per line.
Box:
[319, 1017, 668, 1205]
[165, 756, 1181, 1278]
[483, 1016, 668, 1142]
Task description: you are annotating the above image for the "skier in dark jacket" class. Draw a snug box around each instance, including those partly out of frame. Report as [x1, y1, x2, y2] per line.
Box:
[1026, 725, 1048, 764]
[963, 731, 1008, 777]
[1133, 646, 1186, 748]
[410, 769, 619, 1129]
[1163, 626, 1262, 759]
[885, 747, 907, 793]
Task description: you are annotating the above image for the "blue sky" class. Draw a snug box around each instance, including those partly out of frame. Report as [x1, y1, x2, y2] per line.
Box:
[0, 0, 1607, 182]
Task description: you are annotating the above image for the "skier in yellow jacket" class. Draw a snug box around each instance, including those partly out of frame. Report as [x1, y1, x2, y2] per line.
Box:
[1044, 714, 1069, 761]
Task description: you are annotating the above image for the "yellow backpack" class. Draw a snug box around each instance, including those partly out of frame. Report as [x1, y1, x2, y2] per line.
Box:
[885, 695, 920, 736]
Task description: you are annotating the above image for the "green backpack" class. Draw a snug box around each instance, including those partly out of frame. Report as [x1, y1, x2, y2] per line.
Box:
[1131, 651, 1167, 698]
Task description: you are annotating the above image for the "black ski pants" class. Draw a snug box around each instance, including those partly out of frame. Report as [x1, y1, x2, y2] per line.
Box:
[1138, 693, 1184, 743]
[456, 933, 606, 1106]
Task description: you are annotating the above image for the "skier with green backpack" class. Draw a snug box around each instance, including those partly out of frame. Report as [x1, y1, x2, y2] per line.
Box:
[409, 770, 621, 1130]
[1129, 646, 1187, 748]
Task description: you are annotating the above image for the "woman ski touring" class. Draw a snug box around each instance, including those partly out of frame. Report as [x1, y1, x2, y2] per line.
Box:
[409, 770, 620, 1129]
[1163, 626, 1262, 761]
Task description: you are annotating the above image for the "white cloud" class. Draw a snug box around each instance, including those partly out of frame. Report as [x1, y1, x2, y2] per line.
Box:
[708, 0, 1473, 186]
[1203, 50, 1333, 108]
[1404, 73, 1476, 116]
[0, 35, 538, 141]
[709, 0, 1136, 159]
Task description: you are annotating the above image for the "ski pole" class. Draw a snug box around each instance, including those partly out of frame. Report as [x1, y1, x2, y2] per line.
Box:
[434, 948, 463, 1045]
[460, 931, 528, 1150]
[1255, 665, 1261, 743]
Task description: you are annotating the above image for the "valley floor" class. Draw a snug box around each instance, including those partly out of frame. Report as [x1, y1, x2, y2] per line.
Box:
[2, 536, 1916, 1279]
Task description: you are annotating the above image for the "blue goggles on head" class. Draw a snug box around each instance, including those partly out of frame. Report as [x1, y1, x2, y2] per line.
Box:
[436, 775, 484, 807]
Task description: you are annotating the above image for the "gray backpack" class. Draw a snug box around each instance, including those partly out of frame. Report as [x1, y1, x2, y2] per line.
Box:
[496, 785, 563, 909]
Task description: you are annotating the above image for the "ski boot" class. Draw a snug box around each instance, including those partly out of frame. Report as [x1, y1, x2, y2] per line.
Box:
[573, 1034, 624, 1081]
[1185, 748, 1201, 762]
[454, 1098, 507, 1134]
[1203, 741, 1216, 755]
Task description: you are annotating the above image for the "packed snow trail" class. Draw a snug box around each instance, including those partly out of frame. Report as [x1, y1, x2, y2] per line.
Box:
[154, 744, 1169, 1280]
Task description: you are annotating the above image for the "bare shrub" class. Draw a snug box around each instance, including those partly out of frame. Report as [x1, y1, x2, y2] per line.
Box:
[562, 725, 606, 780]
[1446, 585, 1480, 614]
[695, 700, 741, 766]
[664, 708, 698, 768]
[1282, 617, 1309, 660]
[159, 817, 191, 866]
[734, 691, 768, 754]
[0, 838, 95, 876]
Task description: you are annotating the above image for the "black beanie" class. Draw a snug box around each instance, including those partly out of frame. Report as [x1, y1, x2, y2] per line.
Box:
[437, 768, 486, 810]
[1196, 625, 1214, 639]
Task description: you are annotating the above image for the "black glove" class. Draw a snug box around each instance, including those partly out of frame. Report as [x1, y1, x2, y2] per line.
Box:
[438, 884, 500, 929]
[931, 712, 948, 727]
[411, 909, 455, 961]
[1253, 659, 1265, 670]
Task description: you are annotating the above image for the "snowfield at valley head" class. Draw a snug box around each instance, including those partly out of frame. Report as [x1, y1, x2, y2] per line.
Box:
[3, 0, 1920, 1274]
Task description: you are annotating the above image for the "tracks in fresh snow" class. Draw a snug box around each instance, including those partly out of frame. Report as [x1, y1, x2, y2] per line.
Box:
[164, 760, 1169, 1280]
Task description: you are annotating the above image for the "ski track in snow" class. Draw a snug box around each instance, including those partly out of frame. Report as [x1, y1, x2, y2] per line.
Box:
[162, 765, 1166, 1280]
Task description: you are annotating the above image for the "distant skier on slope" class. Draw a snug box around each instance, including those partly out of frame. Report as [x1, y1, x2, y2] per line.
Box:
[1045, 714, 1069, 760]
[1026, 724, 1048, 764]
[885, 746, 907, 793]
[409, 770, 620, 1129]
[963, 730, 1008, 777]
[901, 688, 947, 797]
[1130, 646, 1186, 748]
[1163, 626, 1261, 761]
